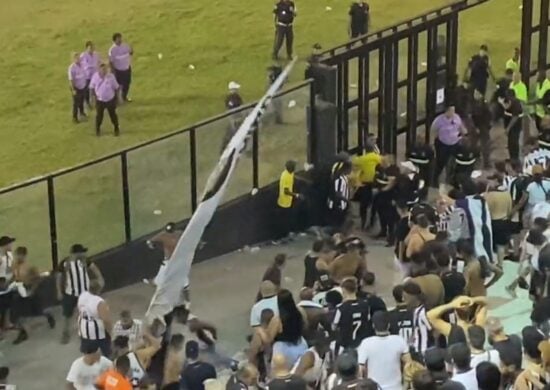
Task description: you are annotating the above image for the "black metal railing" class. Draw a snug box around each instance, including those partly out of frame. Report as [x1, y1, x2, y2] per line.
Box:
[0, 81, 314, 271]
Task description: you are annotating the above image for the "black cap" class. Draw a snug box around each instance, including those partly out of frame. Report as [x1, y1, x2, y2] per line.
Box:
[0, 237, 15, 247]
[70, 244, 88, 254]
[185, 340, 199, 359]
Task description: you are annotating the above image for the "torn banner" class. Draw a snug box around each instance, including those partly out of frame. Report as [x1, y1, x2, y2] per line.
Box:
[146, 58, 297, 321]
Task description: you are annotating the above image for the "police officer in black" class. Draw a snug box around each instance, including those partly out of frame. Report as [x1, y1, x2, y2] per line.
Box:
[471, 89, 492, 168]
[499, 92, 524, 160]
[348, 0, 370, 38]
[453, 137, 479, 188]
[221, 81, 244, 152]
[407, 140, 434, 192]
[272, 0, 296, 61]
[465, 44, 494, 98]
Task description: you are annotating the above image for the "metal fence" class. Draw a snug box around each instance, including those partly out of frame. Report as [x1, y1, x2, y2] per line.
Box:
[0, 81, 313, 271]
[521, 0, 550, 83]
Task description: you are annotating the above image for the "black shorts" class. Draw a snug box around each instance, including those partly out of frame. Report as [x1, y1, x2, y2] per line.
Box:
[62, 294, 78, 318]
[509, 221, 522, 235]
[80, 336, 112, 357]
[492, 220, 512, 247]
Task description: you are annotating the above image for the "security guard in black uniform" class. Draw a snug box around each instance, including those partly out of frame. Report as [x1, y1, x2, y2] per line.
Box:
[453, 137, 479, 188]
[348, 0, 370, 38]
[272, 0, 296, 60]
[471, 90, 492, 168]
[407, 141, 434, 193]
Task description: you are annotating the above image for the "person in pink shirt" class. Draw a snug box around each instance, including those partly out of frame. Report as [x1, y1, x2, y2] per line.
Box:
[80, 41, 101, 107]
[68, 52, 88, 123]
[89, 63, 121, 136]
[108, 33, 133, 102]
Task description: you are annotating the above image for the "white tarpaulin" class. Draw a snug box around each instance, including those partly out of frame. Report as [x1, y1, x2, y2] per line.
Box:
[146, 59, 297, 321]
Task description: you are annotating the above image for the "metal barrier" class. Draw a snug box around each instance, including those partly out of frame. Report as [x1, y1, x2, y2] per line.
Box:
[521, 0, 550, 82]
[0, 81, 313, 271]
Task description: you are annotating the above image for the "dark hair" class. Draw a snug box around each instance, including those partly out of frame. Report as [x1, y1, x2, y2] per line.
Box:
[461, 178, 479, 196]
[312, 240, 324, 252]
[424, 348, 446, 372]
[416, 214, 430, 229]
[85, 40, 93, 48]
[527, 230, 546, 246]
[362, 271, 375, 287]
[448, 326, 468, 347]
[341, 278, 358, 294]
[325, 289, 343, 307]
[185, 340, 199, 360]
[113, 335, 129, 350]
[277, 289, 304, 343]
[447, 188, 465, 200]
[82, 342, 100, 355]
[450, 342, 471, 370]
[392, 285, 404, 303]
[412, 370, 437, 390]
[534, 218, 549, 231]
[522, 326, 545, 360]
[467, 325, 486, 350]
[274, 253, 286, 267]
[336, 351, 358, 380]
[14, 246, 27, 256]
[509, 159, 522, 173]
[357, 379, 381, 390]
[476, 362, 501, 390]
[504, 68, 514, 77]
[115, 355, 131, 374]
[112, 32, 122, 42]
[372, 311, 390, 332]
[403, 281, 422, 296]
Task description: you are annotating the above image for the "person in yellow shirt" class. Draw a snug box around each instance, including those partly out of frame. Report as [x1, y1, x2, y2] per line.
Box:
[505, 47, 520, 73]
[352, 144, 381, 229]
[510, 71, 528, 104]
[276, 160, 302, 239]
[534, 69, 550, 131]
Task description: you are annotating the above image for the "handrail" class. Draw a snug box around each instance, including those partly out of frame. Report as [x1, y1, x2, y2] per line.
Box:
[0, 79, 312, 194]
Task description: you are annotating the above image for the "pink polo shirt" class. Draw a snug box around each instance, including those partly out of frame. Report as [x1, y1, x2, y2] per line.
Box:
[68, 62, 88, 90]
[89, 72, 119, 102]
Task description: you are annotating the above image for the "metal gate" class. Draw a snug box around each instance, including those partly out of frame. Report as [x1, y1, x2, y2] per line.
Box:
[319, 0, 488, 155]
[521, 0, 550, 84]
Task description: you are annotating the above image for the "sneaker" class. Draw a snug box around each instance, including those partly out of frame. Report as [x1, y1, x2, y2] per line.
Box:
[46, 314, 56, 329]
[505, 285, 517, 299]
[13, 329, 28, 345]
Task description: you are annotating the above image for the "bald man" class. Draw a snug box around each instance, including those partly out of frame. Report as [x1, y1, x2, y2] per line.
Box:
[268, 354, 307, 390]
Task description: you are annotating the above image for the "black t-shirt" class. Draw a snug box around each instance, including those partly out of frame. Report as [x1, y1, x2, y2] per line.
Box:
[225, 92, 243, 110]
[407, 144, 434, 165]
[388, 305, 413, 343]
[303, 253, 320, 288]
[394, 217, 410, 257]
[267, 375, 307, 390]
[349, 2, 369, 28]
[274, 1, 296, 24]
[333, 299, 372, 348]
[357, 292, 387, 315]
[492, 335, 523, 369]
[440, 271, 466, 303]
[504, 99, 523, 127]
[181, 361, 217, 390]
[333, 379, 364, 390]
[469, 54, 489, 81]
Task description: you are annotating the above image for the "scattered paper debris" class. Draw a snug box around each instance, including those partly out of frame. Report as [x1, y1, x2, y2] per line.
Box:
[325, 6, 332, 11]
[288, 99, 296, 108]
[188, 64, 195, 70]
[157, 53, 163, 60]
[153, 209, 162, 215]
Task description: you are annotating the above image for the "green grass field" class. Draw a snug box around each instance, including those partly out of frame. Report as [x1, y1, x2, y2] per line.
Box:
[0, 0, 527, 269]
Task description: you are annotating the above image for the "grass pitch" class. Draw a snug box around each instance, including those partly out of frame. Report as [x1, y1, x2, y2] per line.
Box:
[0, 0, 525, 269]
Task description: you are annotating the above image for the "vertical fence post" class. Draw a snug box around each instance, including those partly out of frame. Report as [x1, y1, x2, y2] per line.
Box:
[46, 177, 59, 270]
[252, 123, 259, 189]
[539, 0, 549, 68]
[425, 25, 439, 142]
[190, 129, 198, 212]
[120, 152, 132, 242]
[520, 0, 533, 86]
[407, 33, 419, 151]
[308, 81, 317, 164]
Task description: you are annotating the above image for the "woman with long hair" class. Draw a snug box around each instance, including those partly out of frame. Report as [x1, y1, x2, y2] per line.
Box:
[267, 289, 308, 367]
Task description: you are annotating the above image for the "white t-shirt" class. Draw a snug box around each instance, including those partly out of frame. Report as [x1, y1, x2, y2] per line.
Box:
[452, 368, 478, 390]
[66, 356, 112, 390]
[358, 335, 408, 390]
[250, 295, 279, 327]
[470, 350, 501, 370]
[526, 180, 550, 207]
[532, 202, 550, 221]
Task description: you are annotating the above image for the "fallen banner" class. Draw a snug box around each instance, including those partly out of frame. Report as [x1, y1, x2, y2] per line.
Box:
[146, 58, 297, 321]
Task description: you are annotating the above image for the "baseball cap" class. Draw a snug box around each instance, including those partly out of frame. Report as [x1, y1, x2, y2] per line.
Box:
[228, 81, 240, 90]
